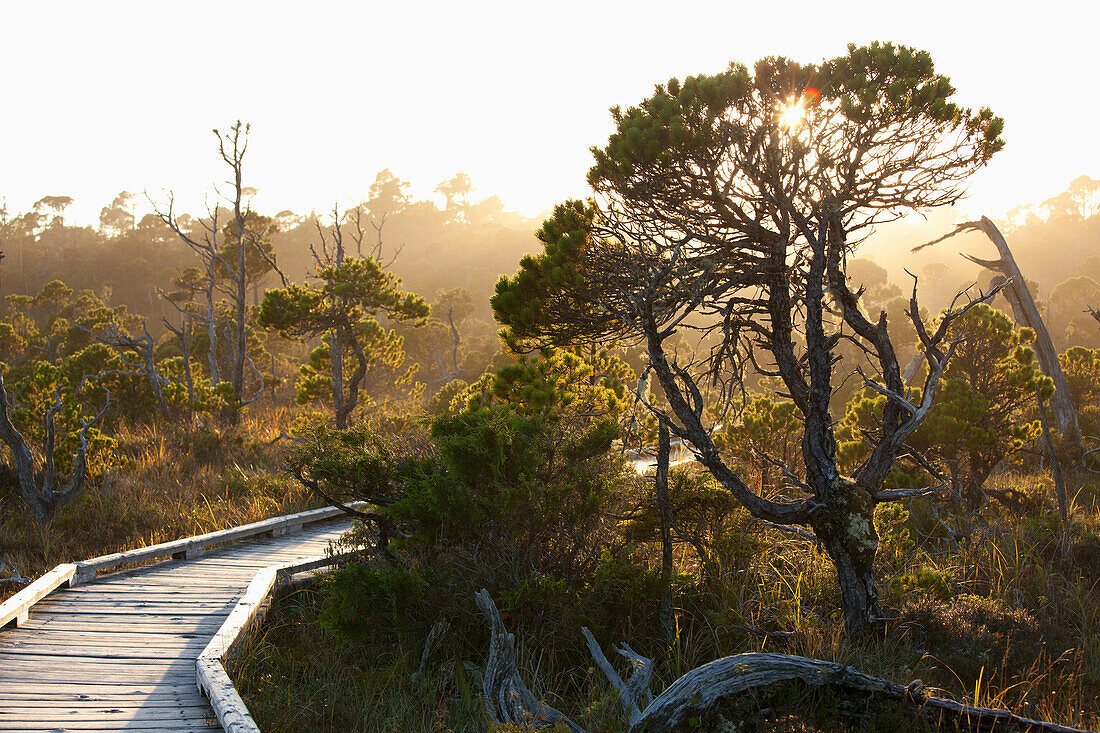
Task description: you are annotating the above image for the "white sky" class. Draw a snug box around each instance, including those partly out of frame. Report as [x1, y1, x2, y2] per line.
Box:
[2, 0, 1097, 227]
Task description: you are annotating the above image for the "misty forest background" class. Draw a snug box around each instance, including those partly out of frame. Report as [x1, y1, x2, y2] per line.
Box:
[2, 124, 1100, 732]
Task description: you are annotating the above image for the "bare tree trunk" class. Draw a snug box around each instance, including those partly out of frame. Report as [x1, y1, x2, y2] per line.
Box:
[655, 422, 675, 649]
[331, 238, 348, 429]
[180, 325, 195, 424]
[229, 149, 248, 427]
[811, 478, 881, 635]
[80, 322, 169, 419]
[1037, 385, 1070, 551]
[331, 327, 348, 429]
[204, 269, 220, 387]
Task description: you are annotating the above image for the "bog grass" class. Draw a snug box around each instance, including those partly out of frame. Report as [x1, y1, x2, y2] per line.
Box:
[231, 470, 1100, 732]
[0, 405, 323, 599]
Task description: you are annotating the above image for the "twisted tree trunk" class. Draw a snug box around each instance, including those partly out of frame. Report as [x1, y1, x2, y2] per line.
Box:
[0, 373, 109, 525]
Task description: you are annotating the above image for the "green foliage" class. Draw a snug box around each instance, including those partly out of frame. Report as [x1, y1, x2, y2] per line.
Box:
[296, 348, 640, 660]
[3, 360, 116, 477]
[886, 566, 954, 603]
[619, 467, 749, 576]
[491, 200, 611, 344]
[259, 256, 429, 422]
[462, 346, 633, 419]
[215, 211, 279, 286]
[158, 357, 227, 416]
[286, 422, 412, 510]
[716, 394, 802, 469]
[388, 405, 622, 550]
[874, 502, 914, 562]
[260, 257, 429, 338]
[587, 550, 664, 617]
[589, 42, 1002, 209]
[839, 305, 1046, 506]
[1060, 346, 1100, 437]
[319, 562, 433, 643]
[426, 378, 469, 416]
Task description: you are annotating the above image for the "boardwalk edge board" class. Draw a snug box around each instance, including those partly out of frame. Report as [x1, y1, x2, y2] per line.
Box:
[197, 553, 350, 733]
[72, 501, 365, 585]
[0, 501, 364, 631]
[0, 564, 77, 628]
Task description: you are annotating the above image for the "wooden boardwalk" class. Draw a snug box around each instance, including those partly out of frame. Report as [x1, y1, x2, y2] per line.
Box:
[0, 519, 350, 732]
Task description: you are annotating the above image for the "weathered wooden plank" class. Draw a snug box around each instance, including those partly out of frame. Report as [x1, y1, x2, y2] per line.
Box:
[59, 588, 243, 599]
[0, 515, 355, 733]
[0, 717, 218, 726]
[200, 567, 276, 662]
[17, 621, 229, 631]
[0, 660, 196, 675]
[33, 600, 236, 613]
[31, 592, 227, 605]
[0, 698, 210, 709]
[196, 658, 258, 733]
[76, 577, 250, 589]
[14, 619, 224, 632]
[0, 655, 196, 669]
[27, 606, 232, 617]
[0, 682, 202, 696]
[0, 708, 214, 717]
[1, 628, 208, 641]
[0, 629, 210, 643]
[0, 673, 198, 686]
[0, 643, 204, 659]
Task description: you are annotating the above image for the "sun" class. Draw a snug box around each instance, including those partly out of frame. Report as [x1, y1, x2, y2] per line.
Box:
[778, 100, 806, 129]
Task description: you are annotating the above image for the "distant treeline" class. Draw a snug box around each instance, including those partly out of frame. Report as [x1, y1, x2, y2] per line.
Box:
[0, 170, 544, 332]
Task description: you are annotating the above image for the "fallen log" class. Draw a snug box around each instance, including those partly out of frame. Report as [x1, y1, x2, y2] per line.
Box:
[630, 653, 1094, 733]
[474, 590, 1093, 733]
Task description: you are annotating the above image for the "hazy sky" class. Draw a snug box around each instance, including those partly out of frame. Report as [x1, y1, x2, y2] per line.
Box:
[3, 0, 1097, 227]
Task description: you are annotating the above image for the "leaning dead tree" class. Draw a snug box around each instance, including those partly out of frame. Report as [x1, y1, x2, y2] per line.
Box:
[0, 372, 109, 525]
[494, 45, 1007, 633]
[915, 217, 1083, 458]
[475, 590, 1092, 733]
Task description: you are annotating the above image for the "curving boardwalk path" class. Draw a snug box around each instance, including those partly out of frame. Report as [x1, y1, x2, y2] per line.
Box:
[0, 518, 350, 732]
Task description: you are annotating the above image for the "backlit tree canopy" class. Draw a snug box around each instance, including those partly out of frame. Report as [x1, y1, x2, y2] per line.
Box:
[493, 42, 1004, 633]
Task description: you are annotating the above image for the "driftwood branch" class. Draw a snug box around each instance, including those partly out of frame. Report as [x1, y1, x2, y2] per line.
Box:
[474, 589, 585, 732]
[415, 617, 450, 679]
[473, 591, 1089, 733]
[0, 556, 27, 585]
[581, 627, 653, 725]
[630, 653, 1093, 733]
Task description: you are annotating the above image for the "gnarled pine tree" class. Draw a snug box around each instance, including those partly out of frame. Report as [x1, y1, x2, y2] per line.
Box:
[493, 43, 1004, 633]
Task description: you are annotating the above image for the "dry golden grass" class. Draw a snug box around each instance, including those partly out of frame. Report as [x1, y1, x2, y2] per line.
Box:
[0, 405, 324, 599]
[232, 469, 1100, 732]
